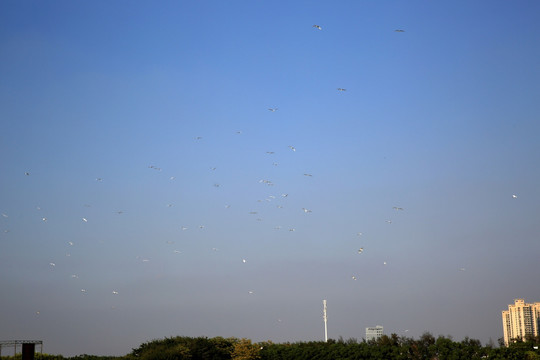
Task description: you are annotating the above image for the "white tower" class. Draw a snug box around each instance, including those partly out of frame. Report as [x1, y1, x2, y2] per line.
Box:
[323, 299, 328, 342]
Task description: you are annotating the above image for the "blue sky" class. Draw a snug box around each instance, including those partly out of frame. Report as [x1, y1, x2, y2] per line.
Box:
[1, 0, 540, 356]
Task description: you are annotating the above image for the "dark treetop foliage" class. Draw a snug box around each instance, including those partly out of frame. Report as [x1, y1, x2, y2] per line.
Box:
[2, 334, 539, 360]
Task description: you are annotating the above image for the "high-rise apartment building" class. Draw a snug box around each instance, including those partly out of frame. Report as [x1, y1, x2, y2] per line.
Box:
[366, 326, 384, 342]
[501, 299, 540, 346]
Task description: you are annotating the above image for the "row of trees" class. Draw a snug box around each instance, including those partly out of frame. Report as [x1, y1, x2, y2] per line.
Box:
[2, 334, 539, 360]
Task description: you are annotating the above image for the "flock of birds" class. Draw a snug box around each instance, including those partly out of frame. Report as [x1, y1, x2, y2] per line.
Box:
[1, 23, 523, 338]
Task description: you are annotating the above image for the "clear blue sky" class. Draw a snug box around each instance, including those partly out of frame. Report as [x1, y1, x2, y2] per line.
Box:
[1, 0, 539, 356]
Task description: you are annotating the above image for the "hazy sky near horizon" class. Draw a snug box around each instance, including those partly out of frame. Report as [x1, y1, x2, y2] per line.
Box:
[1, 0, 540, 356]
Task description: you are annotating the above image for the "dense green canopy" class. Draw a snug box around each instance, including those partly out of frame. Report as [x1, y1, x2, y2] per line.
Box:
[2, 334, 539, 360]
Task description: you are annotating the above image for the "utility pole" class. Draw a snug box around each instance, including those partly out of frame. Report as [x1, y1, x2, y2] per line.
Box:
[323, 299, 328, 342]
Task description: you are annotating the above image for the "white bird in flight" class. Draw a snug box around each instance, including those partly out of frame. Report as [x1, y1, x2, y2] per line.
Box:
[288, 145, 296, 152]
[358, 248, 364, 254]
[82, 218, 87, 222]
[302, 208, 312, 213]
[313, 25, 322, 30]
[242, 258, 247, 263]
[512, 194, 517, 199]
[268, 108, 278, 112]
[112, 291, 119, 295]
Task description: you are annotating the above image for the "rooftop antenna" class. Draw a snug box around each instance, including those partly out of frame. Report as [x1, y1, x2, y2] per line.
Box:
[323, 299, 328, 342]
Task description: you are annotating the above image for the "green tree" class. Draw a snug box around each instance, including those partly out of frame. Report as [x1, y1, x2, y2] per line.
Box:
[231, 339, 260, 360]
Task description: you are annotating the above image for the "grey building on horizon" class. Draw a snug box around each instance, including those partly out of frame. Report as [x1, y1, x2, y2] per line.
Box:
[366, 326, 384, 342]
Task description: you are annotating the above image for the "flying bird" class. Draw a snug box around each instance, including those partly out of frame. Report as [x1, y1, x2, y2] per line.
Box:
[112, 291, 119, 295]
[302, 208, 312, 213]
[268, 108, 278, 112]
[358, 248, 364, 254]
[82, 218, 87, 222]
[313, 25, 322, 30]
[337, 88, 347, 91]
[512, 194, 517, 199]
[394, 29, 405, 32]
[288, 145, 296, 152]
[393, 207, 404, 211]
[25, 172, 30, 176]
[242, 259, 247, 263]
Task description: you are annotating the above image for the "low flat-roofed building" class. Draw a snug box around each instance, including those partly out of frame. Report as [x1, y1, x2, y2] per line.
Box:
[366, 325, 384, 342]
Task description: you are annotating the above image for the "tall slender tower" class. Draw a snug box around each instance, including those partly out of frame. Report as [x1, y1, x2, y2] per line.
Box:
[323, 299, 328, 342]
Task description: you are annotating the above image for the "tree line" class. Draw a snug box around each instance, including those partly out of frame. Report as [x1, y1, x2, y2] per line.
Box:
[1, 333, 539, 360]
